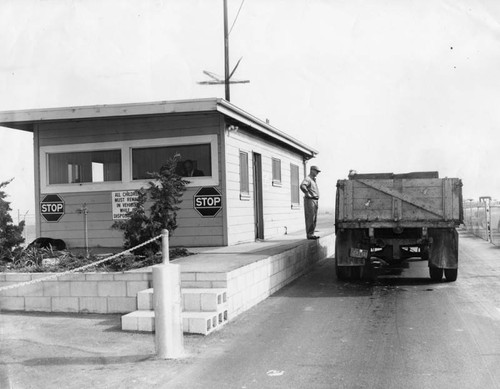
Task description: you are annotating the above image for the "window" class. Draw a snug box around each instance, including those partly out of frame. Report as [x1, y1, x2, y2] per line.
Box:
[48, 150, 121, 184]
[239, 151, 250, 199]
[290, 163, 300, 206]
[132, 144, 211, 180]
[272, 158, 281, 186]
[40, 134, 219, 193]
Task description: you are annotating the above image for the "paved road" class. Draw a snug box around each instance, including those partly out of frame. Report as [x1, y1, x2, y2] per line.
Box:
[165, 230, 500, 389]
[1, 230, 499, 388]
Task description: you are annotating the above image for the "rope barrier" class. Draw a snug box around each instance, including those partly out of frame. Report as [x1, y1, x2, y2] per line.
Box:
[0, 234, 163, 293]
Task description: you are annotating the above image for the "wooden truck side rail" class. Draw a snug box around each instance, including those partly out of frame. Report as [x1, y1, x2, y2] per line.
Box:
[336, 177, 463, 228]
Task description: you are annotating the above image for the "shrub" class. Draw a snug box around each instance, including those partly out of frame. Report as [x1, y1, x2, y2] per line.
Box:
[0, 179, 25, 261]
[112, 155, 189, 255]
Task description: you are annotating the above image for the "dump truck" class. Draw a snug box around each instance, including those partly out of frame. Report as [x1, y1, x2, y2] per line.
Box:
[335, 171, 463, 282]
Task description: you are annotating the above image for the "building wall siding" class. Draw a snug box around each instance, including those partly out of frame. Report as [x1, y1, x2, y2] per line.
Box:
[224, 127, 305, 245]
[37, 113, 224, 248]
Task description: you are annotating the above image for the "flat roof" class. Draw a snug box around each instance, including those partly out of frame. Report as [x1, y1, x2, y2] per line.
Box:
[0, 98, 318, 158]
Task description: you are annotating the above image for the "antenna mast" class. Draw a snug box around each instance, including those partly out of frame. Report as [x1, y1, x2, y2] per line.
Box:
[223, 0, 230, 101]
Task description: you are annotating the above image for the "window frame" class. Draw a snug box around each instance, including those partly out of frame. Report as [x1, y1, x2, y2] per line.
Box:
[239, 150, 250, 200]
[290, 163, 300, 209]
[271, 157, 282, 187]
[40, 134, 219, 193]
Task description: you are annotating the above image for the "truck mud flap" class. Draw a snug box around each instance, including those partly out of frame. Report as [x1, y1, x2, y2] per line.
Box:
[428, 228, 459, 269]
[335, 229, 368, 266]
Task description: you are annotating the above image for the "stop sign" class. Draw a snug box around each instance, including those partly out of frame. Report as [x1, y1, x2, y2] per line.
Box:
[194, 187, 222, 217]
[40, 194, 65, 222]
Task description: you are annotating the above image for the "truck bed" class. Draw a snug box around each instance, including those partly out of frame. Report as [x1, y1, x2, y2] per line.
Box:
[336, 172, 463, 229]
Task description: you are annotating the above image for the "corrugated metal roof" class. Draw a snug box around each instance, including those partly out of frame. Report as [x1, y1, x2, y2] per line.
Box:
[0, 98, 318, 158]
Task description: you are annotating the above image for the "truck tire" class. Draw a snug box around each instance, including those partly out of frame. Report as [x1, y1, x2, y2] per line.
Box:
[336, 265, 350, 281]
[444, 268, 458, 282]
[350, 266, 361, 281]
[429, 267, 443, 282]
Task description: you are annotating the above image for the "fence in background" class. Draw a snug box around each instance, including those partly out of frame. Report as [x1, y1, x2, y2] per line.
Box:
[463, 198, 500, 246]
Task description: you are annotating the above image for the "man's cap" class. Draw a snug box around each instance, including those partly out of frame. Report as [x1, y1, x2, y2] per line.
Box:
[310, 165, 321, 172]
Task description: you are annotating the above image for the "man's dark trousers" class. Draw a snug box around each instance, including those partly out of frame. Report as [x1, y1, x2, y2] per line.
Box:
[304, 197, 318, 238]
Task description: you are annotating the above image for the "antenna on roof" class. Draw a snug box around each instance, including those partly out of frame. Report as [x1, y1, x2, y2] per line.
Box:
[198, 0, 249, 101]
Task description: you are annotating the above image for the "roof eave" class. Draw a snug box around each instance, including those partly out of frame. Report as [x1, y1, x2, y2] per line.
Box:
[215, 99, 318, 158]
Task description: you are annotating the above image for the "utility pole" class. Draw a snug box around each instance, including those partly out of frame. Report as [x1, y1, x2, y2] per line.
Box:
[223, 0, 230, 101]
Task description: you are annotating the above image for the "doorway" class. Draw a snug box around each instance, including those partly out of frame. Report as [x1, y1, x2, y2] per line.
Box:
[253, 152, 264, 240]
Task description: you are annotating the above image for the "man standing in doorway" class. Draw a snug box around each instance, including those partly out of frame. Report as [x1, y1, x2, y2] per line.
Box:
[300, 165, 321, 239]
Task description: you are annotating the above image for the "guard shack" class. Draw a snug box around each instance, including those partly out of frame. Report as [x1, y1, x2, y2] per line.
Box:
[0, 98, 317, 249]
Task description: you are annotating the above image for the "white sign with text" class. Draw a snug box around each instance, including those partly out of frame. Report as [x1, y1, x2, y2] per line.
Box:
[112, 190, 139, 220]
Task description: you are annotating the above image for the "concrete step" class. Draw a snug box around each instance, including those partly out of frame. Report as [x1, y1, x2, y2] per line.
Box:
[137, 288, 227, 312]
[121, 306, 229, 335]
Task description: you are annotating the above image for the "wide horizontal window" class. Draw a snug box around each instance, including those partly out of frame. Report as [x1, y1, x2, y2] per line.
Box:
[48, 150, 121, 184]
[132, 144, 212, 180]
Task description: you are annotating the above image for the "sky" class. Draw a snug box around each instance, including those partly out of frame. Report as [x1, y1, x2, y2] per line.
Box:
[1, 0, 500, 217]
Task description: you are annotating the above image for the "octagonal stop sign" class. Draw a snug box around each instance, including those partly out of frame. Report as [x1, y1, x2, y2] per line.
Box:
[40, 194, 65, 222]
[194, 187, 222, 217]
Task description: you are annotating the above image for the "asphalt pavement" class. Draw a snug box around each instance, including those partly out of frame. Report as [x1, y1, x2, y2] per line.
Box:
[1, 230, 499, 389]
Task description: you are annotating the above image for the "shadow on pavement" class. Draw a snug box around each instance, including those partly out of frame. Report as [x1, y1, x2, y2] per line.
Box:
[22, 354, 153, 366]
[272, 258, 444, 299]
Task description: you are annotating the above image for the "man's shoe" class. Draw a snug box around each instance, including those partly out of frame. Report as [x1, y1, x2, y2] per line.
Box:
[308, 235, 319, 240]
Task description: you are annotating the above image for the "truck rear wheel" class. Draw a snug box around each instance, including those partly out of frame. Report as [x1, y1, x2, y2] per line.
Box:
[429, 267, 443, 282]
[444, 268, 458, 282]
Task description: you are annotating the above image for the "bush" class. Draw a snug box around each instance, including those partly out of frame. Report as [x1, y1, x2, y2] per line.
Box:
[112, 155, 188, 255]
[0, 179, 25, 261]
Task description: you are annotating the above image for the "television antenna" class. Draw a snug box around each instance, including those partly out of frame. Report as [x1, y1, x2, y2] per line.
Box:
[198, 0, 249, 101]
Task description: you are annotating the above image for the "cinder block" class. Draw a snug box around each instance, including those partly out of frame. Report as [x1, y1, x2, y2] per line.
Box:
[181, 281, 212, 288]
[195, 272, 227, 281]
[137, 288, 154, 310]
[183, 293, 201, 311]
[121, 312, 138, 331]
[43, 281, 71, 297]
[79, 297, 108, 313]
[51, 297, 79, 312]
[70, 281, 99, 297]
[114, 273, 148, 281]
[97, 281, 126, 297]
[20, 282, 45, 297]
[57, 274, 87, 281]
[85, 274, 115, 281]
[0, 297, 25, 310]
[180, 273, 196, 281]
[0, 282, 21, 296]
[137, 312, 155, 332]
[211, 281, 227, 288]
[107, 297, 137, 313]
[200, 292, 223, 311]
[182, 311, 219, 335]
[4, 274, 32, 282]
[126, 281, 150, 297]
[25, 297, 51, 312]
[121, 311, 155, 332]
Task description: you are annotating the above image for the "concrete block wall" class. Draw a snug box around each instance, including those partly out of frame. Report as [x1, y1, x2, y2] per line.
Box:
[0, 272, 152, 313]
[226, 234, 335, 318]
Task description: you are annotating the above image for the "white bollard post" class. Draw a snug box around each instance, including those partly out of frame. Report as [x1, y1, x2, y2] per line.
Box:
[153, 230, 184, 359]
[161, 229, 169, 264]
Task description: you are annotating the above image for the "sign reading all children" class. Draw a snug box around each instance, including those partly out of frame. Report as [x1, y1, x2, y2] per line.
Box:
[112, 191, 139, 220]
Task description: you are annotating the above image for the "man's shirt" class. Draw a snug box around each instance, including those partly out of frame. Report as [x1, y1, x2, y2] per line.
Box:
[300, 175, 319, 199]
